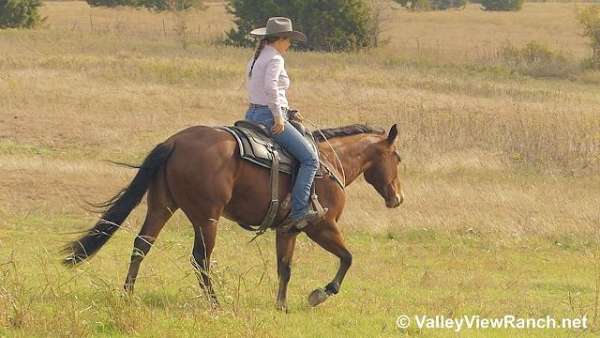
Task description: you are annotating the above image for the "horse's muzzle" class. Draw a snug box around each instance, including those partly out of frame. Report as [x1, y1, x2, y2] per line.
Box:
[386, 193, 403, 208]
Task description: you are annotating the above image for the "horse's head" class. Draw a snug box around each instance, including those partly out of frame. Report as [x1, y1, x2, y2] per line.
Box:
[364, 124, 404, 208]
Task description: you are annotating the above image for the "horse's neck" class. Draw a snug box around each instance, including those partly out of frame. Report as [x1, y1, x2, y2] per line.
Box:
[327, 134, 379, 187]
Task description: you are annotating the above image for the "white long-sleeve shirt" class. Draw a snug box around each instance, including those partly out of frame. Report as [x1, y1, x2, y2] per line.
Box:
[246, 44, 289, 118]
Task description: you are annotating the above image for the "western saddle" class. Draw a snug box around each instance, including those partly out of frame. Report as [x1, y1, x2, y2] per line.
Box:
[219, 119, 343, 234]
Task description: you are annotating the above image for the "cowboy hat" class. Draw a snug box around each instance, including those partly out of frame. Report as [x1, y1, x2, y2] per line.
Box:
[250, 17, 306, 42]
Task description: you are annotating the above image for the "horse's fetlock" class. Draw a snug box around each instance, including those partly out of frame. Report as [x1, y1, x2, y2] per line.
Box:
[325, 282, 340, 295]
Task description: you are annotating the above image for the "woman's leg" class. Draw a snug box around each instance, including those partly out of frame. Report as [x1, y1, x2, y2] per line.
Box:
[246, 107, 318, 220]
[272, 121, 319, 220]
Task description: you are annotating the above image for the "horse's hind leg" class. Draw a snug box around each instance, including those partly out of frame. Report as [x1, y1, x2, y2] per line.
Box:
[124, 172, 176, 294]
[181, 206, 222, 306]
[304, 220, 353, 307]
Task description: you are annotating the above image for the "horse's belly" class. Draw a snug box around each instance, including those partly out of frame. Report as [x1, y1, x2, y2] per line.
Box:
[222, 161, 292, 226]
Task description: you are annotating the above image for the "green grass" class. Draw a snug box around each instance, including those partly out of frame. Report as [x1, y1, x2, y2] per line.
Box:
[0, 139, 57, 156]
[1, 212, 599, 337]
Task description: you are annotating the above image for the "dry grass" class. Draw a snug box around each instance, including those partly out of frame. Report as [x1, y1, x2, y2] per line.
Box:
[41, 0, 230, 42]
[381, 2, 591, 60]
[1, 1, 600, 336]
[0, 0, 598, 236]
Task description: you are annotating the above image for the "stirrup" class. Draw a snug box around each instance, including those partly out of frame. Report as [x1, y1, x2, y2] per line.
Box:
[280, 207, 327, 233]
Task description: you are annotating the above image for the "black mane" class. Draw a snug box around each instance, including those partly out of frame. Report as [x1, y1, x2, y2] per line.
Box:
[311, 124, 385, 142]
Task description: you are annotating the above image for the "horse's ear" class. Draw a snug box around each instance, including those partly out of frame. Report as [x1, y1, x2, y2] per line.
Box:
[387, 124, 398, 145]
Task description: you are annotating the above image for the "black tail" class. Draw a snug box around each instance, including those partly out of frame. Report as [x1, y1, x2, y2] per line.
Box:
[62, 142, 175, 266]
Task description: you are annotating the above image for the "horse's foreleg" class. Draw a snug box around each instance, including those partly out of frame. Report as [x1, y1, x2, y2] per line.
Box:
[304, 220, 353, 307]
[275, 229, 298, 312]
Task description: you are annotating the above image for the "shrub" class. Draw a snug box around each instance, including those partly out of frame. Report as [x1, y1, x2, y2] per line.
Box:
[0, 0, 43, 28]
[430, 0, 466, 10]
[480, 0, 523, 11]
[226, 0, 379, 51]
[144, 0, 201, 11]
[86, 0, 201, 11]
[577, 6, 600, 69]
[500, 41, 577, 78]
[393, 0, 466, 11]
[86, 0, 129, 7]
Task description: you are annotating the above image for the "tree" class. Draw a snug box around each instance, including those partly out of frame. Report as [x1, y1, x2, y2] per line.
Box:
[0, 0, 43, 28]
[479, 0, 523, 11]
[226, 0, 379, 51]
[393, 0, 466, 11]
[86, 0, 202, 12]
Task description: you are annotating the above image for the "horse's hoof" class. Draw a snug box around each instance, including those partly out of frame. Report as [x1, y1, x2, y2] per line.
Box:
[308, 288, 329, 307]
[208, 297, 220, 310]
[276, 302, 288, 313]
[123, 281, 134, 294]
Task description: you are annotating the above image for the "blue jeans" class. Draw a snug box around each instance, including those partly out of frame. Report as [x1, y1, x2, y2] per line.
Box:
[245, 106, 319, 220]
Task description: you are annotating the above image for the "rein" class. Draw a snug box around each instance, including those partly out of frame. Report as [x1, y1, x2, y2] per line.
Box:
[306, 120, 347, 188]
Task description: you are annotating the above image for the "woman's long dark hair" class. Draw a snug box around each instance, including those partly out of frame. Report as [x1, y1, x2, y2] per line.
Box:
[249, 36, 281, 77]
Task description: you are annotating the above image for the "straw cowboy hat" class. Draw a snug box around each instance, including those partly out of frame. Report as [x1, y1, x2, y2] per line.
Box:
[250, 17, 307, 42]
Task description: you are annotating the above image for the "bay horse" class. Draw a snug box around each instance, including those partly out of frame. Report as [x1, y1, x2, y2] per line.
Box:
[63, 123, 404, 311]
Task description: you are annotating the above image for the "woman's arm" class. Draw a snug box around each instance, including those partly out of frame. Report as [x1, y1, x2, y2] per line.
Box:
[263, 56, 285, 119]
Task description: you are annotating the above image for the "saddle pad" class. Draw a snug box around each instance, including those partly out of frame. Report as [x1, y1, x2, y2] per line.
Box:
[220, 125, 298, 175]
[219, 124, 344, 189]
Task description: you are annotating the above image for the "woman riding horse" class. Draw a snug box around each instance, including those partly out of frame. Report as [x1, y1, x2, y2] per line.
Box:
[245, 17, 325, 231]
[62, 18, 405, 311]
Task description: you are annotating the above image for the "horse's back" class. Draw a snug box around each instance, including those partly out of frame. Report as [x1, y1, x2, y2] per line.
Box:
[167, 125, 239, 157]
[166, 125, 239, 179]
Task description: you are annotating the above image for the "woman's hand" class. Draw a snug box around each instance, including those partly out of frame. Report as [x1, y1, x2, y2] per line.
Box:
[272, 115, 285, 135]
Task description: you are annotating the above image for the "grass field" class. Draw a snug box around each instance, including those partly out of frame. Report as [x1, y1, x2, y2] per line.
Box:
[1, 1, 600, 337]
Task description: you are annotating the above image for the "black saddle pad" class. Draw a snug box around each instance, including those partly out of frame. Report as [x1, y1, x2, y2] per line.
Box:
[221, 122, 298, 175]
[219, 121, 340, 183]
